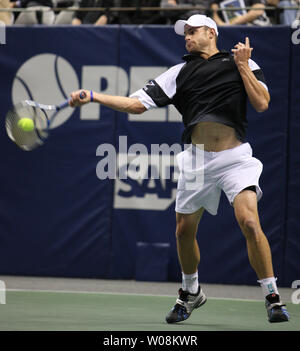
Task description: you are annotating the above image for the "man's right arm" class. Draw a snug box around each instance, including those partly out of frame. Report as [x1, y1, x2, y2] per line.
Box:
[69, 90, 147, 114]
[69, 62, 185, 114]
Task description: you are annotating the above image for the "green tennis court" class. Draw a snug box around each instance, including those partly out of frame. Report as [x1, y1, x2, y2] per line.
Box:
[0, 290, 299, 331]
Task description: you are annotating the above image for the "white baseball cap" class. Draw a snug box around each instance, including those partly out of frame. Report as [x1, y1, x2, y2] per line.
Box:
[174, 14, 219, 36]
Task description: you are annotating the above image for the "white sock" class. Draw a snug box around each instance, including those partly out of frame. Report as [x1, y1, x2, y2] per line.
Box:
[258, 277, 279, 298]
[182, 272, 199, 294]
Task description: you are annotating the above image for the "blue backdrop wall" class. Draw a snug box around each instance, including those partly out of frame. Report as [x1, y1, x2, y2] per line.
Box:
[0, 25, 299, 287]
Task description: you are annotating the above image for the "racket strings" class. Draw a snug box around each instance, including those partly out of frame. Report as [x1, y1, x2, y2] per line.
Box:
[5, 103, 49, 151]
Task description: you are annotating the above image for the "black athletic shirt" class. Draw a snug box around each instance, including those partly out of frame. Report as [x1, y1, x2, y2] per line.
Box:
[130, 51, 268, 143]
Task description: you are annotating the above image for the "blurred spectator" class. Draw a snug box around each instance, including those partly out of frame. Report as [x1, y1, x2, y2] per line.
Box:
[161, 0, 210, 23]
[72, 0, 110, 25]
[11, 0, 55, 24]
[211, 0, 271, 26]
[71, 0, 165, 26]
[0, 0, 14, 24]
[54, 0, 79, 24]
[266, 0, 299, 24]
[128, 0, 166, 24]
[107, 0, 135, 24]
[11, 0, 52, 7]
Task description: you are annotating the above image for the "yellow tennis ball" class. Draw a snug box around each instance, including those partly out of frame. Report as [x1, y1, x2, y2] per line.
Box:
[17, 118, 35, 132]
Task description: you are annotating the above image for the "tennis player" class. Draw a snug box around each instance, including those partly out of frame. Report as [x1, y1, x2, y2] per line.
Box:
[69, 14, 289, 323]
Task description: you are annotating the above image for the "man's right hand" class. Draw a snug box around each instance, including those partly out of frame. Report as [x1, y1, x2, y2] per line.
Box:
[69, 90, 91, 107]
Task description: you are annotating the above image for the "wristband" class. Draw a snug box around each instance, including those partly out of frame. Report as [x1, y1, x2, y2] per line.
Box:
[90, 90, 93, 102]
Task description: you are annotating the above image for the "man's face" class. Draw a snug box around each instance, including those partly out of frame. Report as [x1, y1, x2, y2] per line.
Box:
[184, 25, 212, 53]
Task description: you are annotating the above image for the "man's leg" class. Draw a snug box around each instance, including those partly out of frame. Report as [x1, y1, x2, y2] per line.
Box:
[165, 207, 207, 323]
[176, 207, 204, 276]
[233, 190, 274, 280]
[233, 189, 289, 322]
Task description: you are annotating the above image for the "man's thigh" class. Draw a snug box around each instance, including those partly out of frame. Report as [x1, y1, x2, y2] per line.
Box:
[233, 189, 261, 226]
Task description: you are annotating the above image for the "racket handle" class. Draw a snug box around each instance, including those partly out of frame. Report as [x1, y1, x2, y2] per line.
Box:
[79, 91, 86, 99]
[57, 91, 86, 111]
[57, 100, 70, 110]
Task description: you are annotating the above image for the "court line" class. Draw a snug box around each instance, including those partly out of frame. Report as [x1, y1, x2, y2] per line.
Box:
[6, 288, 262, 302]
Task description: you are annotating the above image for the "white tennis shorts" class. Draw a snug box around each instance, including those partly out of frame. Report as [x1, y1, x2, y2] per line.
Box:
[175, 142, 263, 215]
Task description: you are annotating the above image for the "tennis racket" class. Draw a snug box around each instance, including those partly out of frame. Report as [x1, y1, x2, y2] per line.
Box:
[5, 91, 86, 151]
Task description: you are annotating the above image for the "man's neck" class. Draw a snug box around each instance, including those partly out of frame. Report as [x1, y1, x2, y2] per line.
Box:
[200, 48, 220, 60]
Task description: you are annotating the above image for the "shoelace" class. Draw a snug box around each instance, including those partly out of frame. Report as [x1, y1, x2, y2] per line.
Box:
[272, 303, 287, 309]
[178, 289, 190, 300]
[173, 303, 184, 312]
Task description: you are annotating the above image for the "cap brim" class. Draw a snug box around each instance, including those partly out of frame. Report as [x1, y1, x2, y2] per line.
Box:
[174, 20, 187, 36]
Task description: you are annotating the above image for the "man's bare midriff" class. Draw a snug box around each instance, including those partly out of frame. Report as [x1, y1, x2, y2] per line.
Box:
[191, 121, 242, 152]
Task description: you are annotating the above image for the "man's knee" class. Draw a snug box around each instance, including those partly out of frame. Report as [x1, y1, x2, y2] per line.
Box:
[237, 215, 261, 242]
[175, 209, 203, 240]
[175, 218, 197, 241]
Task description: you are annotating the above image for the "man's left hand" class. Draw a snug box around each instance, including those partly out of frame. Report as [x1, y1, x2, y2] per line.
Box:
[231, 37, 253, 66]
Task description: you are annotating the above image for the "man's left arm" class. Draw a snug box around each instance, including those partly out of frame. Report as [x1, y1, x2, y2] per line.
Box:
[232, 37, 270, 112]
